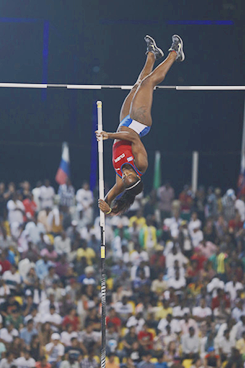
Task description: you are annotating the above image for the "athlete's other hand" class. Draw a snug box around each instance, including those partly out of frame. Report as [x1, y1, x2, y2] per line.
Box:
[98, 199, 111, 214]
[95, 131, 109, 141]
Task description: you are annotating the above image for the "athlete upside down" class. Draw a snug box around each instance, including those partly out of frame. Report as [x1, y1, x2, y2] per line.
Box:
[96, 35, 185, 215]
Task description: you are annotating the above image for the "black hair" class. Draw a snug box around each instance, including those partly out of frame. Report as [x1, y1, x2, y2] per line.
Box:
[112, 179, 143, 215]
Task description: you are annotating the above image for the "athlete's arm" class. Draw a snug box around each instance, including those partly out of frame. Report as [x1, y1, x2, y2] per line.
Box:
[96, 130, 137, 143]
[98, 175, 124, 214]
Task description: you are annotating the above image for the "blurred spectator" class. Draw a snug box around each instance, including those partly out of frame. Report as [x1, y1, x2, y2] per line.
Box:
[39, 180, 55, 210]
[157, 182, 175, 220]
[76, 182, 94, 226]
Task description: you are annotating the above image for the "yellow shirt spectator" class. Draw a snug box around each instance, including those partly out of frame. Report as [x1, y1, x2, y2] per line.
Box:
[77, 244, 96, 265]
[236, 336, 245, 355]
[155, 306, 173, 320]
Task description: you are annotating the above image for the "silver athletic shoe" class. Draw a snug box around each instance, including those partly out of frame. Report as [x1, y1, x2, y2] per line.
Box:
[144, 35, 164, 60]
[168, 35, 185, 62]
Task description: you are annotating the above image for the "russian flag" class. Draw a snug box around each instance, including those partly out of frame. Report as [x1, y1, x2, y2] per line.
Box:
[55, 142, 70, 185]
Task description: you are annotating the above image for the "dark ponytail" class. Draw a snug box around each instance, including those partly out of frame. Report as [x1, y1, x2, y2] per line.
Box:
[112, 180, 144, 215]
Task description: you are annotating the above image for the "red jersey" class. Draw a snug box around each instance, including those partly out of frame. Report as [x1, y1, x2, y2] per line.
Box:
[112, 140, 143, 179]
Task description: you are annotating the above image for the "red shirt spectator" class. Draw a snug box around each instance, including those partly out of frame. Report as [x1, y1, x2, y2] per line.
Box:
[23, 195, 37, 221]
[191, 252, 207, 271]
[138, 324, 153, 350]
[62, 307, 80, 331]
[211, 289, 231, 310]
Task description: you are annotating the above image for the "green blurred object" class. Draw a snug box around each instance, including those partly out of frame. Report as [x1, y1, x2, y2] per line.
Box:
[153, 151, 161, 189]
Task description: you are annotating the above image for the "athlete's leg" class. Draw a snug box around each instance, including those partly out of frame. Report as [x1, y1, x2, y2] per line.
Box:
[130, 35, 184, 127]
[119, 53, 155, 122]
[119, 36, 163, 122]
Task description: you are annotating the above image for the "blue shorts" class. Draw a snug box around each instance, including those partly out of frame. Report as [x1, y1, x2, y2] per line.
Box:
[119, 115, 151, 138]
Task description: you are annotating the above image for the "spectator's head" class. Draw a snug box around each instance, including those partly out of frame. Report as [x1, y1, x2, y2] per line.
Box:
[172, 246, 178, 255]
[49, 305, 56, 315]
[51, 333, 60, 345]
[189, 326, 195, 337]
[6, 320, 14, 332]
[191, 212, 198, 221]
[85, 321, 94, 334]
[5, 351, 14, 362]
[129, 326, 136, 335]
[70, 335, 78, 346]
[107, 352, 116, 363]
[184, 313, 189, 322]
[166, 314, 172, 323]
[122, 296, 128, 305]
[207, 346, 215, 356]
[23, 348, 31, 359]
[224, 329, 230, 339]
[44, 179, 50, 188]
[39, 356, 48, 367]
[157, 352, 165, 363]
[10, 264, 18, 275]
[166, 324, 171, 335]
[82, 182, 89, 190]
[69, 307, 77, 317]
[107, 322, 115, 333]
[143, 352, 152, 362]
[200, 298, 206, 308]
[26, 318, 34, 331]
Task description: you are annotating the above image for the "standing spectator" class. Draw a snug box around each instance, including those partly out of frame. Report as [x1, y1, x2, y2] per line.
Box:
[157, 182, 175, 220]
[80, 346, 98, 368]
[222, 189, 236, 221]
[179, 185, 193, 220]
[23, 194, 37, 221]
[0, 351, 15, 368]
[76, 182, 94, 225]
[7, 192, 25, 226]
[32, 181, 42, 212]
[58, 178, 75, 210]
[39, 180, 55, 210]
[2, 264, 21, 292]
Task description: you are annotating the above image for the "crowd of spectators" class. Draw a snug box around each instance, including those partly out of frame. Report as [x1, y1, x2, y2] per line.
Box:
[0, 179, 244, 368]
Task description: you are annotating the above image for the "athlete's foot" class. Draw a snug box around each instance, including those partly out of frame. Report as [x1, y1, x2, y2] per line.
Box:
[168, 35, 185, 62]
[144, 35, 164, 60]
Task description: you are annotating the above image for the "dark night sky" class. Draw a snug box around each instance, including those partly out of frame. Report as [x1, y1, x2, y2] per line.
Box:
[0, 0, 244, 194]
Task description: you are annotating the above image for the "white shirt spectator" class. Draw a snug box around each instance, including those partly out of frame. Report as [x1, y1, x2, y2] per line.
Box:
[192, 306, 212, 319]
[129, 250, 149, 266]
[167, 266, 185, 279]
[0, 327, 18, 343]
[157, 318, 181, 334]
[41, 312, 62, 330]
[115, 302, 133, 319]
[7, 200, 25, 225]
[14, 357, 36, 368]
[2, 270, 21, 291]
[218, 336, 235, 356]
[166, 251, 188, 269]
[76, 188, 93, 212]
[54, 235, 71, 255]
[188, 219, 202, 236]
[172, 306, 190, 319]
[217, 322, 237, 343]
[45, 342, 65, 363]
[191, 229, 204, 248]
[179, 318, 199, 336]
[38, 299, 60, 315]
[235, 198, 245, 221]
[0, 284, 10, 304]
[232, 307, 245, 322]
[167, 277, 186, 291]
[25, 221, 45, 244]
[130, 265, 150, 281]
[60, 331, 77, 346]
[126, 316, 145, 334]
[225, 281, 243, 301]
[39, 185, 55, 209]
[182, 333, 199, 354]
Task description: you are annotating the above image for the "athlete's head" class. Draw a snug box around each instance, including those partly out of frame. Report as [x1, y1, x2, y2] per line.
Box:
[121, 165, 139, 187]
[112, 168, 143, 215]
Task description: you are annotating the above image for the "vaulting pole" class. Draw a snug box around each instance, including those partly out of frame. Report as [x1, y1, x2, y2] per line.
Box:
[97, 101, 106, 368]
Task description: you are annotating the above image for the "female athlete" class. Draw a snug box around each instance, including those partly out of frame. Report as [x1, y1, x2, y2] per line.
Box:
[96, 35, 185, 215]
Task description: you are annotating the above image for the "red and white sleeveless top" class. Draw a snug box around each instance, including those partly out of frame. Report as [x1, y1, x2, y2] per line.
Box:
[112, 140, 143, 179]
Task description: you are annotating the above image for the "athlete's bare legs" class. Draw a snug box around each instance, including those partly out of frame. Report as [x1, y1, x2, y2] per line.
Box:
[130, 35, 185, 127]
[119, 53, 155, 122]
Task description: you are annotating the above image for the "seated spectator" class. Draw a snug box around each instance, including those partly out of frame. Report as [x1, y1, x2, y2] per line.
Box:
[106, 307, 121, 333]
[155, 299, 173, 321]
[0, 321, 18, 345]
[30, 334, 42, 362]
[163, 341, 179, 366]
[0, 351, 15, 368]
[7, 192, 25, 226]
[80, 345, 98, 368]
[167, 269, 186, 295]
[43, 266, 59, 290]
[179, 313, 199, 336]
[79, 322, 100, 355]
[203, 347, 221, 368]
[225, 347, 243, 368]
[232, 299, 245, 322]
[35, 255, 54, 281]
[62, 307, 80, 332]
[21, 241, 39, 263]
[84, 307, 100, 331]
[54, 231, 71, 255]
[35, 356, 51, 368]
[14, 348, 36, 368]
[225, 274, 243, 302]
[181, 326, 199, 360]
[137, 351, 154, 368]
[5, 308, 23, 331]
[138, 322, 154, 352]
[45, 333, 64, 366]
[20, 318, 38, 346]
[106, 352, 120, 368]
[192, 298, 212, 322]
[41, 304, 62, 331]
[2, 264, 21, 292]
[115, 296, 133, 324]
[158, 313, 181, 335]
[23, 267, 39, 292]
[106, 322, 119, 354]
[77, 240, 96, 266]
[40, 243, 58, 263]
[235, 330, 245, 358]
[218, 329, 235, 362]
